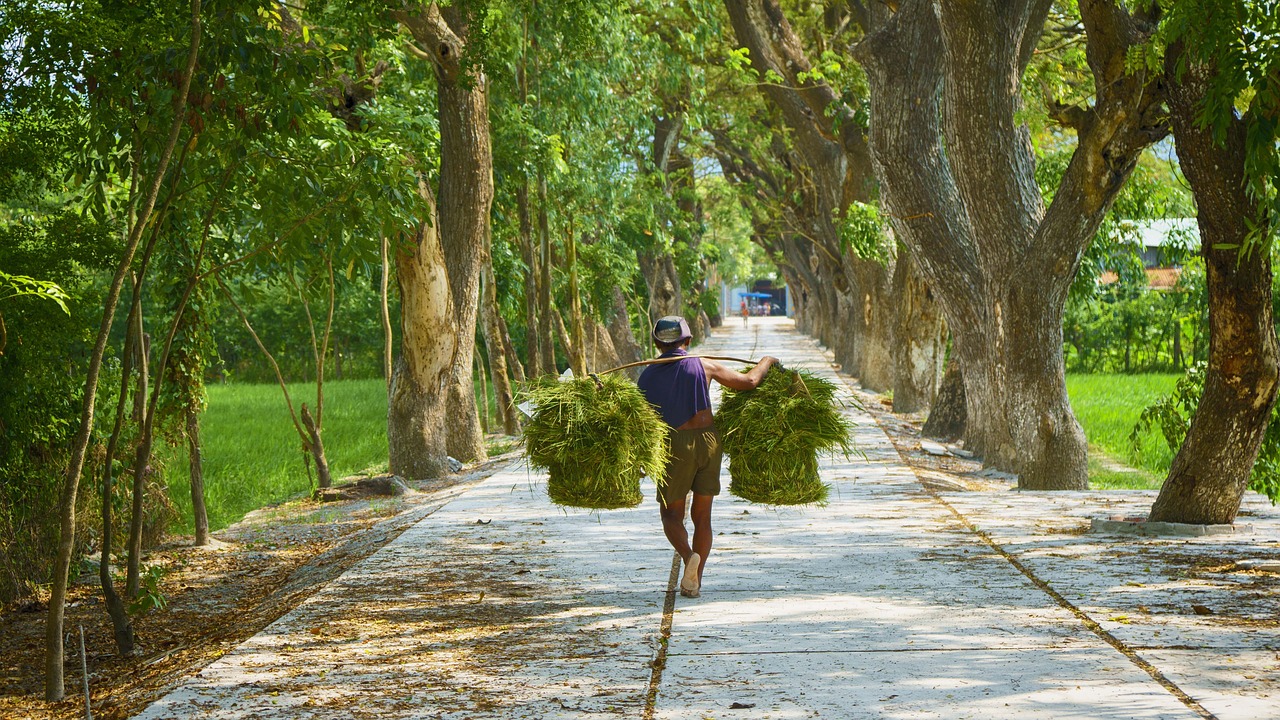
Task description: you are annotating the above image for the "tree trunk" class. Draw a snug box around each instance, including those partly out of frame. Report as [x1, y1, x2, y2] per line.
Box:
[565, 224, 588, 378]
[553, 308, 576, 371]
[517, 181, 540, 377]
[536, 176, 556, 374]
[46, 1, 200, 698]
[854, 0, 1166, 489]
[584, 318, 623, 374]
[498, 313, 525, 383]
[186, 405, 209, 545]
[398, 4, 493, 466]
[1172, 321, 1183, 369]
[387, 211, 454, 479]
[474, 353, 489, 434]
[300, 404, 332, 489]
[439, 64, 489, 464]
[100, 309, 139, 655]
[847, 259, 894, 392]
[381, 235, 393, 389]
[1148, 45, 1279, 525]
[923, 354, 966, 441]
[606, 287, 644, 380]
[125, 309, 153, 598]
[131, 324, 149, 424]
[638, 250, 683, 322]
[892, 250, 945, 413]
[481, 264, 519, 434]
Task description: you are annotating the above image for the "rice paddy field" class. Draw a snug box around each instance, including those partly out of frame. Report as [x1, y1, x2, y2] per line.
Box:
[1065, 372, 1181, 490]
[161, 379, 390, 533]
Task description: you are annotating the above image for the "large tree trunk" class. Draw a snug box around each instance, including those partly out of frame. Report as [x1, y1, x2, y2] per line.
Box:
[855, 0, 1166, 489]
[438, 49, 489, 462]
[846, 259, 894, 392]
[1148, 45, 1279, 525]
[398, 3, 493, 466]
[892, 250, 945, 413]
[388, 212, 454, 479]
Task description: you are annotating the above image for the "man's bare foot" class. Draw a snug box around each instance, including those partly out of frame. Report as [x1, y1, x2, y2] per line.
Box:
[680, 552, 701, 598]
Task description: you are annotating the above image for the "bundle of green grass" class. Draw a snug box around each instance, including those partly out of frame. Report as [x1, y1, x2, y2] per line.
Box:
[521, 374, 668, 509]
[717, 366, 854, 505]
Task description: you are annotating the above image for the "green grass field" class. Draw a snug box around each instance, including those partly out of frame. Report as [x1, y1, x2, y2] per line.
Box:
[1066, 372, 1181, 490]
[163, 379, 391, 533]
[163, 376, 510, 533]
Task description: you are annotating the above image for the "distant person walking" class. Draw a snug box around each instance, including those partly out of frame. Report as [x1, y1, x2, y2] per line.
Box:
[740, 298, 749, 327]
[637, 316, 777, 598]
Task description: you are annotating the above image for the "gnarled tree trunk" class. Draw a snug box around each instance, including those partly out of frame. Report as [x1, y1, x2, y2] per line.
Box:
[892, 250, 945, 413]
[396, 3, 493, 467]
[1148, 44, 1279, 525]
[855, 0, 1167, 488]
[388, 210, 455, 479]
[923, 355, 966, 441]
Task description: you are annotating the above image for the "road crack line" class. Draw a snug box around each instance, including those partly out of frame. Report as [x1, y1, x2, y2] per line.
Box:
[854, 387, 1219, 720]
[643, 553, 681, 720]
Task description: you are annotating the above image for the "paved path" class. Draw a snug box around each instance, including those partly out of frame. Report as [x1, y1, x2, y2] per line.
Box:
[136, 318, 1280, 719]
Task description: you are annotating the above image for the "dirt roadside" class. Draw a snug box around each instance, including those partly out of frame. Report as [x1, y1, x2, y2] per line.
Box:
[0, 452, 518, 720]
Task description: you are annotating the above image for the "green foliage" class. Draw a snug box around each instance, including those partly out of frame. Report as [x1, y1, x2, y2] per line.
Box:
[521, 374, 669, 510]
[1130, 362, 1280, 503]
[0, 271, 70, 315]
[1063, 260, 1206, 374]
[1157, 0, 1280, 252]
[127, 564, 169, 616]
[717, 367, 853, 506]
[0, 210, 119, 603]
[838, 202, 891, 264]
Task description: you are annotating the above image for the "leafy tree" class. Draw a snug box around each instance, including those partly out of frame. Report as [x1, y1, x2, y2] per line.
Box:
[1145, 0, 1280, 524]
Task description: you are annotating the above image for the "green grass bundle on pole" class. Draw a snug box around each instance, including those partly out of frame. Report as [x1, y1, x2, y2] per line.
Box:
[522, 374, 668, 509]
[717, 366, 854, 505]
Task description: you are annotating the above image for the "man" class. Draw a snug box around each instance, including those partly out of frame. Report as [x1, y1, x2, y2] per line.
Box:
[739, 298, 749, 326]
[637, 316, 777, 598]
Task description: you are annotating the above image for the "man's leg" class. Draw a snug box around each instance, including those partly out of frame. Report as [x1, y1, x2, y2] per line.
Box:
[659, 497, 691, 562]
[689, 493, 713, 583]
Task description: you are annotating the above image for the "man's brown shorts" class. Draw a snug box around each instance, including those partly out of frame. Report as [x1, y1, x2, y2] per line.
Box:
[657, 427, 723, 508]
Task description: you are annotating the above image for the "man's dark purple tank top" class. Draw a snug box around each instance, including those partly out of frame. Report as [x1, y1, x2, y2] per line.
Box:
[637, 348, 713, 429]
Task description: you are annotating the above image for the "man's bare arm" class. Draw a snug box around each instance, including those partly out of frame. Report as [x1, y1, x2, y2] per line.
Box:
[703, 356, 778, 391]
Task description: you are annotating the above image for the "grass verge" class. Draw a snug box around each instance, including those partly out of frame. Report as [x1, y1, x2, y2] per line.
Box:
[163, 378, 389, 533]
[1066, 373, 1180, 490]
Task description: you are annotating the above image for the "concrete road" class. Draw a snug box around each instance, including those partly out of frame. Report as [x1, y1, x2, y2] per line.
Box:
[135, 317, 1279, 719]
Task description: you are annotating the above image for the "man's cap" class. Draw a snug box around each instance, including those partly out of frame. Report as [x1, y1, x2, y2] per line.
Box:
[652, 316, 692, 345]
